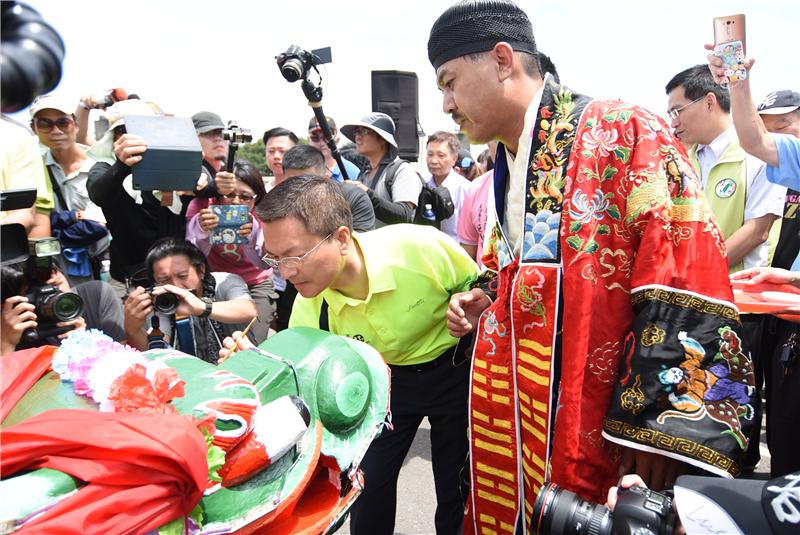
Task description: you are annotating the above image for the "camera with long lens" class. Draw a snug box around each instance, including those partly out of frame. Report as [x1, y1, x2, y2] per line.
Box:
[18, 238, 84, 345]
[1, 2, 66, 113]
[532, 482, 676, 535]
[145, 287, 179, 315]
[276, 45, 332, 83]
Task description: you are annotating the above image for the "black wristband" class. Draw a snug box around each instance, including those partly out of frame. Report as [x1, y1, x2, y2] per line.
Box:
[199, 297, 213, 318]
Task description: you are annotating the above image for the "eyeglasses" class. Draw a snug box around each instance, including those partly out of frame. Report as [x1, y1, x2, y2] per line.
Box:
[34, 116, 75, 133]
[220, 192, 256, 202]
[261, 232, 333, 275]
[666, 96, 705, 121]
[354, 127, 374, 137]
[308, 134, 324, 142]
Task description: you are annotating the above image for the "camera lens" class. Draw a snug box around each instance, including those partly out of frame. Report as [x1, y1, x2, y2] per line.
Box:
[51, 292, 83, 321]
[36, 288, 83, 321]
[532, 482, 612, 535]
[153, 291, 179, 315]
[280, 58, 305, 82]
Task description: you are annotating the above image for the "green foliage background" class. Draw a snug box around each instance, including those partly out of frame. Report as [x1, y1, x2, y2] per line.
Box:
[233, 138, 307, 177]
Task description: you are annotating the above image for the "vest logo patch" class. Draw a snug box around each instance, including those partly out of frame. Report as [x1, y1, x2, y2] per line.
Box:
[715, 178, 737, 198]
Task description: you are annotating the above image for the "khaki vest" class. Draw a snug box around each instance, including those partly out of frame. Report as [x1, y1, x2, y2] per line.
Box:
[690, 143, 748, 272]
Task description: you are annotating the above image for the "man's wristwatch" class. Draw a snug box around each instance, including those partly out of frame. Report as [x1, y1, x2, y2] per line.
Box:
[199, 297, 214, 318]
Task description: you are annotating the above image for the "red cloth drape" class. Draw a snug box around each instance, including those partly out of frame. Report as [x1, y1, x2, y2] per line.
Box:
[1, 409, 208, 534]
[0, 345, 56, 422]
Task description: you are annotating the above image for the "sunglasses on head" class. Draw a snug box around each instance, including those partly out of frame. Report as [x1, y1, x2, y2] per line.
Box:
[34, 116, 75, 133]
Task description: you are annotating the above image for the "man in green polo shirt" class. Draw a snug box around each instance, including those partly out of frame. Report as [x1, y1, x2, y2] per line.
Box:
[221, 175, 478, 535]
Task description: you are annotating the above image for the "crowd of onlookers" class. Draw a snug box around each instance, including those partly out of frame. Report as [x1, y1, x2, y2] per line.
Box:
[0, 89, 499, 360]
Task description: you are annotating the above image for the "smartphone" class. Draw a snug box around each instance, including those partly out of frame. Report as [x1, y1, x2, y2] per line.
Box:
[713, 14, 747, 85]
[209, 205, 250, 245]
[714, 14, 746, 53]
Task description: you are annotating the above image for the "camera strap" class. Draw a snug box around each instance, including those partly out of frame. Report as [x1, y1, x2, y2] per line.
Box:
[174, 317, 195, 356]
[46, 166, 69, 212]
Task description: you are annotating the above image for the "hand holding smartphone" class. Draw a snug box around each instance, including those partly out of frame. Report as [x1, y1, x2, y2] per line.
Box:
[713, 14, 747, 86]
[209, 205, 250, 245]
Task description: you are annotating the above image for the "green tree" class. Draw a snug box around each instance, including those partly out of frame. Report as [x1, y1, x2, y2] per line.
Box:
[236, 140, 268, 175]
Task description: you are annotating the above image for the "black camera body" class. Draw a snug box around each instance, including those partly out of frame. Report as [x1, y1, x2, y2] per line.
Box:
[533, 482, 676, 535]
[144, 287, 179, 315]
[24, 283, 81, 322]
[16, 238, 83, 346]
[612, 486, 674, 535]
[276, 45, 332, 83]
[1, 191, 83, 347]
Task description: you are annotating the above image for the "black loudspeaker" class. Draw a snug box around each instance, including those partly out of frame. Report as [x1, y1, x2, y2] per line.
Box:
[371, 70, 421, 162]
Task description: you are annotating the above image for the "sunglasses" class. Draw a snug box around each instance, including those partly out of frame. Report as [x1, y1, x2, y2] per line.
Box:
[34, 116, 75, 133]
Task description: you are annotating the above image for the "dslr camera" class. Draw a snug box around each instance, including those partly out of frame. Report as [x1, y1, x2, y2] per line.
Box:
[144, 287, 179, 315]
[5, 238, 84, 347]
[532, 482, 676, 535]
[125, 267, 179, 316]
[1, 189, 83, 347]
[276, 45, 332, 83]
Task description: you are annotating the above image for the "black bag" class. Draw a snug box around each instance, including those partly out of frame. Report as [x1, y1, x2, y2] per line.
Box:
[383, 160, 455, 225]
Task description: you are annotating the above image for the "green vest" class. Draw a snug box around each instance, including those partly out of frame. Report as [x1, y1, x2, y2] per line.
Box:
[690, 142, 747, 273]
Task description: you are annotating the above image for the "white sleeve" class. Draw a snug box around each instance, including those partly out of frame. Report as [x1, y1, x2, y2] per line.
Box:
[744, 157, 787, 220]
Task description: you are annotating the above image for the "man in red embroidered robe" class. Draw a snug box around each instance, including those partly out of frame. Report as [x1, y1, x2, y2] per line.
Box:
[429, 1, 756, 533]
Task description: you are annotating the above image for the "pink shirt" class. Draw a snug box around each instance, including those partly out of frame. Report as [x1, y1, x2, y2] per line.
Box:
[457, 170, 492, 268]
[185, 197, 211, 221]
[186, 206, 272, 287]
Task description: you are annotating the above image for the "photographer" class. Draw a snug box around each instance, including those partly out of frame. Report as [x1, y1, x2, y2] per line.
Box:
[123, 238, 256, 363]
[184, 111, 236, 220]
[342, 113, 422, 227]
[86, 100, 214, 292]
[0, 263, 87, 356]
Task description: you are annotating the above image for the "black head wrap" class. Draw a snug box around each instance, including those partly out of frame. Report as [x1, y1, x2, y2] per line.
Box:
[428, 0, 537, 70]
